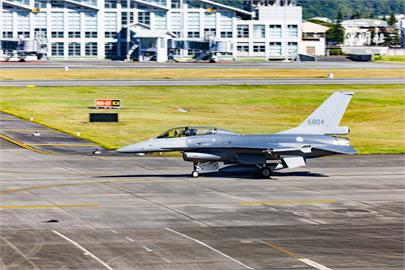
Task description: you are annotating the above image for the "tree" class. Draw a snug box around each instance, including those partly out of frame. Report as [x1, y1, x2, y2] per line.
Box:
[351, 11, 361, 19]
[326, 10, 345, 44]
[388, 12, 398, 26]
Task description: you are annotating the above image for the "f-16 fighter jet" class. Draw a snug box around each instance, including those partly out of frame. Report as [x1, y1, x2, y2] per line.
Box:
[117, 92, 356, 178]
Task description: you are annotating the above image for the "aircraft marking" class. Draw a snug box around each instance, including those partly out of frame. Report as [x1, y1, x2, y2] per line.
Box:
[52, 230, 115, 270]
[166, 227, 255, 270]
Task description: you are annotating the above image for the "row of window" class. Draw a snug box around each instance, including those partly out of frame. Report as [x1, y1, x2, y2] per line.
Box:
[2, 31, 116, 39]
[51, 42, 98, 56]
[237, 25, 298, 39]
[236, 42, 298, 55]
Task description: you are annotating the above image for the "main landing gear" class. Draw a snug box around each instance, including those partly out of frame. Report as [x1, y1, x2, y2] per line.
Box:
[260, 166, 272, 178]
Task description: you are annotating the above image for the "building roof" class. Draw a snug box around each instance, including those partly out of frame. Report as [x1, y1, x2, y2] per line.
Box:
[302, 21, 329, 33]
[342, 19, 388, 28]
[196, 0, 252, 16]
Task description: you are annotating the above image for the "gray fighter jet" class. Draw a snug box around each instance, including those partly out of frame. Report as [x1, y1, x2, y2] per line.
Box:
[117, 92, 356, 178]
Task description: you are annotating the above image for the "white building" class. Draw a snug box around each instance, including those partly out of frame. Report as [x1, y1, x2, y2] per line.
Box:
[300, 21, 328, 56]
[0, 0, 302, 61]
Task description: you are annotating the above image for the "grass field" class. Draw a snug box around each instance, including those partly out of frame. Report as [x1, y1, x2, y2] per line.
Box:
[0, 68, 404, 80]
[374, 55, 405, 63]
[0, 84, 404, 154]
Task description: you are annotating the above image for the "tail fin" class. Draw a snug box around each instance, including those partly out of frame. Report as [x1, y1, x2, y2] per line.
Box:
[279, 92, 354, 135]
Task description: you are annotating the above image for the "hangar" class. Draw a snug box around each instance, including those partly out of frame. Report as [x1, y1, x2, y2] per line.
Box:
[0, 0, 302, 61]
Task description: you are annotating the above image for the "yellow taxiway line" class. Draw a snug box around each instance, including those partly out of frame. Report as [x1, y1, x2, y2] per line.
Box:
[29, 143, 97, 147]
[0, 204, 98, 209]
[0, 129, 58, 132]
[240, 199, 336, 205]
[0, 133, 55, 155]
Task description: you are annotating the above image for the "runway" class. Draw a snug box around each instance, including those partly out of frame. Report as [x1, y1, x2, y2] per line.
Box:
[0, 60, 404, 69]
[0, 112, 404, 269]
[1, 78, 404, 86]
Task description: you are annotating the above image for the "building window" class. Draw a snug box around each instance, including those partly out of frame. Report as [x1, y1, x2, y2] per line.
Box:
[3, 32, 13, 38]
[51, 12, 64, 38]
[51, 42, 64, 56]
[221, 31, 232, 38]
[171, 12, 181, 35]
[269, 42, 282, 56]
[52, 32, 64, 38]
[17, 32, 30, 38]
[85, 32, 97, 38]
[253, 43, 265, 52]
[237, 25, 249, 38]
[237, 43, 249, 52]
[188, 32, 200, 38]
[288, 42, 298, 55]
[68, 12, 81, 38]
[253, 25, 265, 39]
[85, 12, 97, 38]
[121, 12, 128, 26]
[2, 12, 13, 38]
[68, 42, 81, 56]
[51, 0, 64, 8]
[105, 0, 117, 8]
[35, 0, 47, 8]
[34, 28, 47, 38]
[105, 32, 117, 38]
[269, 25, 282, 39]
[171, 0, 180, 8]
[204, 28, 216, 38]
[85, 42, 97, 56]
[154, 12, 167, 30]
[68, 32, 80, 38]
[17, 11, 30, 35]
[287, 25, 298, 38]
[138, 12, 150, 25]
[105, 12, 117, 38]
[187, 12, 200, 37]
[121, 0, 128, 8]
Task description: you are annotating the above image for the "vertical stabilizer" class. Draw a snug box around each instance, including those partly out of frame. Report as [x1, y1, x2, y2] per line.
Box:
[279, 92, 354, 135]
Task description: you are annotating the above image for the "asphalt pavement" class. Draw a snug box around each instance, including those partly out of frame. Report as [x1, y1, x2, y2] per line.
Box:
[1, 77, 404, 86]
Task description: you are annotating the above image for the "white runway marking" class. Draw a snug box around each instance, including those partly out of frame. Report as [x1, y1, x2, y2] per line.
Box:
[166, 227, 255, 270]
[161, 257, 171, 263]
[125, 237, 135, 242]
[52, 230, 114, 270]
[143, 246, 153, 252]
[299, 258, 333, 270]
[110, 230, 118, 234]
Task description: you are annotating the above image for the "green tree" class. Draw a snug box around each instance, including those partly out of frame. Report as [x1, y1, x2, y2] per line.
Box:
[388, 12, 398, 25]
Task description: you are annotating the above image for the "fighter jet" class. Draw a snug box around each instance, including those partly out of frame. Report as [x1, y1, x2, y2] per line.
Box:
[117, 92, 356, 178]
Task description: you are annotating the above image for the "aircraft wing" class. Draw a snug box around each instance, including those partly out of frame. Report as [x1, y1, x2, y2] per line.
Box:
[268, 144, 356, 155]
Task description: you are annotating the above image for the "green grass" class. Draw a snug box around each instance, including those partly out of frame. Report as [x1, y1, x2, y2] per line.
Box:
[0, 84, 404, 154]
[0, 68, 404, 80]
[373, 55, 405, 63]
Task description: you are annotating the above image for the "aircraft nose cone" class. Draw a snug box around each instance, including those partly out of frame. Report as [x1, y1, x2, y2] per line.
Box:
[116, 143, 144, 153]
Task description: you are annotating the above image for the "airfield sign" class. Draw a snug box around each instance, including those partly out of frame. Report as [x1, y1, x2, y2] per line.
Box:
[95, 99, 120, 108]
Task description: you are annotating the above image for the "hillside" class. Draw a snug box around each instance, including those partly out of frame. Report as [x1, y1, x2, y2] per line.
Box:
[219, 0, 405, 20]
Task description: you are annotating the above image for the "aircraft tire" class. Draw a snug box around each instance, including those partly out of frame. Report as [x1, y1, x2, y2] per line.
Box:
[192, 171, 199, 178]
[261, 167, 272, 178]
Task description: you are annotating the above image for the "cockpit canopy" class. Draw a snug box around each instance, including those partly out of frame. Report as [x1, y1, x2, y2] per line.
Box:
[157, 126, 234, 138]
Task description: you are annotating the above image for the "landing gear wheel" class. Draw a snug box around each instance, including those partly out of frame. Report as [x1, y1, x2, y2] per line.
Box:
[261, 167, 272, 178]
[192, 170, 199, 178]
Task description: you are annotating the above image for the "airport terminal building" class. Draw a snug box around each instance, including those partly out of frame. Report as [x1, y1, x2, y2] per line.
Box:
[0, 0, 302, 61]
